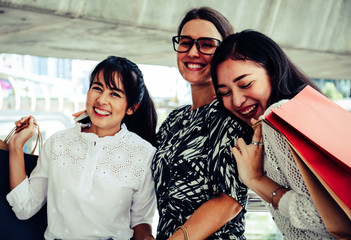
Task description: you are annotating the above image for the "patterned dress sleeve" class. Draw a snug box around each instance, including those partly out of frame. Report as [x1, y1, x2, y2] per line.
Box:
[155, 106, 185, 148]
[207, 106, 251, 206]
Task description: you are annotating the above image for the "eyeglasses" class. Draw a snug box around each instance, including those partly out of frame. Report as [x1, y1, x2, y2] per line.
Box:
[172, 36, 221, 55]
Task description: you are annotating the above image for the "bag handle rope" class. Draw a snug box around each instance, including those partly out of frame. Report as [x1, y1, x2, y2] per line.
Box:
[3, 119, 42, 155]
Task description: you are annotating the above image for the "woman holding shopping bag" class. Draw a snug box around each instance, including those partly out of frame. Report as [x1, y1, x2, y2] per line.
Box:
[211, 30, 339, 239]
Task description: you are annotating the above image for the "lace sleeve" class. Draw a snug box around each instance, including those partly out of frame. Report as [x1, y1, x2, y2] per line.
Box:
[130, 147, 157, 228]
[262, 100, 328, 234]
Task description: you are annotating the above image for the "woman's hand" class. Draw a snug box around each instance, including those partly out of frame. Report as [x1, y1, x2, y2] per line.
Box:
[232, 119, 264, 188]
[132, 223, 155, 240]
[72, 110, 86, 118]
[72, 110, 91, 124]
[8, 116, 37, 151]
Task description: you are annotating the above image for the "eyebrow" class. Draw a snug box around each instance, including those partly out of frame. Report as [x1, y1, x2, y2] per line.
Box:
[180, 35, 219, 40]
[92, 81, 125, 94]
[217, 73, 251, 88]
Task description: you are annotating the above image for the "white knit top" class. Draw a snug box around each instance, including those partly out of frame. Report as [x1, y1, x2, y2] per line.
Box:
[262, 100, 335, 239]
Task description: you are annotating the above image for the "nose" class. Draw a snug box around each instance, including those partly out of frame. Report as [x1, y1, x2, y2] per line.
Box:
[96, 92, 108, 105]
[232, 89, 246, 108]
[187, 42, 200, 57]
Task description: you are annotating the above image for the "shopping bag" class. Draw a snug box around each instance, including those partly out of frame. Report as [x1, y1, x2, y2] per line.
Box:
[263, 85, 351, 238]
[0, 119, 47, 240]
[289, 145, 351, 239]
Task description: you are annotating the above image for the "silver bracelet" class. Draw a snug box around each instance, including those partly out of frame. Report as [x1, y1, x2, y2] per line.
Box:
[269, 186, 288, 208]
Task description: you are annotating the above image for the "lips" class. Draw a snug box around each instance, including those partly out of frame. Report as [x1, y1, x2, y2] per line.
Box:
[94, 107, 110, 116]
[238, 104, 258, 118]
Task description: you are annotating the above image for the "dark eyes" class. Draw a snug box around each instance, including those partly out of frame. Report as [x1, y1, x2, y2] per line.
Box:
[91, 86, 121, 98]
[218, 90, 231, 97]
[199, 42, 217, 48]
[218, 81, 253, 97]
[178, 41, 216, 48]
[241, 82, 253, 88]
[179, 41, 192, 46]
[92, 86, 102, 91]
[111, 92, 121, 98]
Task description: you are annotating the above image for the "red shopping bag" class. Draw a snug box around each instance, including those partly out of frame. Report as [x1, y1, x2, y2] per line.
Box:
[264, 85, 351, 239]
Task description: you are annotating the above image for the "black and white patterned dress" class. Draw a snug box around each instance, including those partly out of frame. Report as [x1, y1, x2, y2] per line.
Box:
[151, 100, 253, 240]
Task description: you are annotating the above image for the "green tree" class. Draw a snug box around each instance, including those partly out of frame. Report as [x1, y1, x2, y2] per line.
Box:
[322, 82, 343, 100]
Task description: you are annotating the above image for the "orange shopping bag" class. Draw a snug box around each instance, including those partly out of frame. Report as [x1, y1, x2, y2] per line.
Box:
[264, 85, 351, 239]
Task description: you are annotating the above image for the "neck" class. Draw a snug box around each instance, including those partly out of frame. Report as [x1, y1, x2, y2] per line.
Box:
[190, 83, 217, 110]
[83, 124, 121, 138]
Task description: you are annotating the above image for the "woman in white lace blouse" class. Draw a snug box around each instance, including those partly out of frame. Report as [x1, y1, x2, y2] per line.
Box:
[7, 56, 157, 240]
[211, 30, 336, 239]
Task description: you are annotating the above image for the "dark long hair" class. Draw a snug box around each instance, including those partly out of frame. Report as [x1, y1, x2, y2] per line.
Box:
[177, 7, 234, 39]
[211, 30, 320, 107]
[89, 56, 157, 145]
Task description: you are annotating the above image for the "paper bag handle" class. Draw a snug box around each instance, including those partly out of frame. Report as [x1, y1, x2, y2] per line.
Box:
[2, 119, 42, 155]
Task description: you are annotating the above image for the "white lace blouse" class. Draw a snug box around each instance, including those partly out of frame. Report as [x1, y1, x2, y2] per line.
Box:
[7, 123, 156, 240]
[262, 100, 335, 239]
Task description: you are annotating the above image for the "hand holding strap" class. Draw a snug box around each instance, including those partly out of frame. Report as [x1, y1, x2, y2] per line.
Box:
[1, 118, 42, 154]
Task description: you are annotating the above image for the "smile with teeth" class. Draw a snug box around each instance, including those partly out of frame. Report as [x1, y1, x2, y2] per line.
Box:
[239, 104, 257, 115]
[94, 107, 110, 116]
[187, 63, 203, 69]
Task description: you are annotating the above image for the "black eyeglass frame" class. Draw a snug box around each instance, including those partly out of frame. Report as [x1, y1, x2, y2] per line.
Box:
[172, 36, 221, 55]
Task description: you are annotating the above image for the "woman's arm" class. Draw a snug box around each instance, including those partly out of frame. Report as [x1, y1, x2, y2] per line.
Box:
[169, 193, 243, 240]
[6, 116, 49, 220]
[8, 116, 36, 190]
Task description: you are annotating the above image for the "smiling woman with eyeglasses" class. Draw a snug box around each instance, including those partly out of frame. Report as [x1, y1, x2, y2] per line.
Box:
[151, 7, 253, 240]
